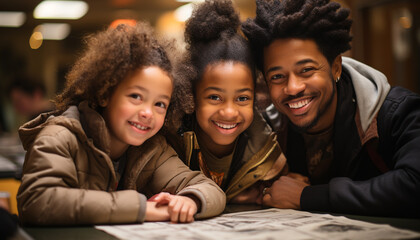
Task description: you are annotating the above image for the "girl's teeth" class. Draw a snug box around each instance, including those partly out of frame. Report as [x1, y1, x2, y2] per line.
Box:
[215, 122, 237, 129]
[130, 122, 148, 130]
[289, 99, 310, 109]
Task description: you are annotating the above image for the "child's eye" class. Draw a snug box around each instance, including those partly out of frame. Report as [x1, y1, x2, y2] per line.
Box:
[208, 95, 221, 101]
[129, 94, 142, 101]
[155, 102, 167, 109]
[237, 96, 251, 102]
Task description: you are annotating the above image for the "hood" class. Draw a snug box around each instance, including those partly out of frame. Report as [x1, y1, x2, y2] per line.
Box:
[18, 106, 82, 151]
[341, 57, 390, 132]
[18, 101, 110, 153]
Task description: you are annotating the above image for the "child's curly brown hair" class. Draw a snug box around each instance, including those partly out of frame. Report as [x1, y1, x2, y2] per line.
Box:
[55, 22, 190, 129]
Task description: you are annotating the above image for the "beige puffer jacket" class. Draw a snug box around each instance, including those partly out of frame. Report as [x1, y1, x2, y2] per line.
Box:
[17, 102, 225, 226]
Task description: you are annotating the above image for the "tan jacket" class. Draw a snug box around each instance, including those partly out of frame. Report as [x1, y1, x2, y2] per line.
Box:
[168, 111, 287, 202]
[17, 102, 225, 226]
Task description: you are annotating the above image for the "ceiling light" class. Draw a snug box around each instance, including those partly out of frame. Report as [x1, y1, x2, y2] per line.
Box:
[0, 12, 26, 27]
[35, 23, 71, 40]
[174, 3, 195, 22]
[34, 0, 88, 20]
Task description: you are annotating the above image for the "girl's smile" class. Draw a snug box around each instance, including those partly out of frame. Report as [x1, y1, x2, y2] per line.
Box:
[195, 62, 254, 157]
[102, 66, 172, 159]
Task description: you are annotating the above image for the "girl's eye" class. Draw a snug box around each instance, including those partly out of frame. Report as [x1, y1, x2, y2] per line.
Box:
[208, 95, 221, 101]
[237, 96, 251, 102]
[155, 102, 167, 109]
[129, 94, 142, 101]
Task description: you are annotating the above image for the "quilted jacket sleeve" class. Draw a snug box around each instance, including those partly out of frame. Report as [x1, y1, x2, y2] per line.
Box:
[144, 136, 226, 219]
[17, 126, 145, 226]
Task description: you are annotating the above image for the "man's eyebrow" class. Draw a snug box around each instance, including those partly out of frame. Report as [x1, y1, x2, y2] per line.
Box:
[265, 59, 317, 75]
[265, 66, 282, 76]
[296, 58, 316, 65]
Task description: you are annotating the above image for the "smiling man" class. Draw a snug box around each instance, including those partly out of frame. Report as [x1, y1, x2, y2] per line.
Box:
[242, 0, 420, 217]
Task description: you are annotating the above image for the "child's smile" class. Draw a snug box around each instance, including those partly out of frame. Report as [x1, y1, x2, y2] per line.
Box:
[102, 66, 172, 159]
[195, 62, 254, 156]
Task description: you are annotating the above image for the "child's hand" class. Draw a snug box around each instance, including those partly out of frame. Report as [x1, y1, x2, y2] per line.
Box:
[168, 195, 197, 223]
[145, 201, 170, 222]
[149, 193, 197, 223]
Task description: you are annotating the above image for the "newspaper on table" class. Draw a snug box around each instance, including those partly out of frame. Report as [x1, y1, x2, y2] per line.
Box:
[95, 208, 420, 240]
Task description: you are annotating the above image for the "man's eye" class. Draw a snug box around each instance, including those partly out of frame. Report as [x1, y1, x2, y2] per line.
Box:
[302, 67, 315, 73]
[269, 74, 285, 84]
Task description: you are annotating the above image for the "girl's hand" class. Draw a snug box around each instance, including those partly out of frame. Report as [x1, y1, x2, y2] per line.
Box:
[145, 201, 170, 222]
[149, 193, 197, 223]
[168, 195, 197, 223]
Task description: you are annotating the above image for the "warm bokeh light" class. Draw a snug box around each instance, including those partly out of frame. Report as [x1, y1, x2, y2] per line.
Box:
[109, 19, 137, 29]
[399, 17, 412, 29]
[29, 31, 43, 49]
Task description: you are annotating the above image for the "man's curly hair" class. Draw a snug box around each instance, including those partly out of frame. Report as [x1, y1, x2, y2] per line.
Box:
[55, 22, 189, 129]
[242, 0, 353, 70]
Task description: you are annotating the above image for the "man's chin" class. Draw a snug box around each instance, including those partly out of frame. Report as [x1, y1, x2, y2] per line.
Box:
[289, 117, 319, 134]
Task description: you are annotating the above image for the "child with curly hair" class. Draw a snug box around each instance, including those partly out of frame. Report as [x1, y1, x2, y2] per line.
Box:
[16, 22, 225, 226]
[166, 0, 307, 204]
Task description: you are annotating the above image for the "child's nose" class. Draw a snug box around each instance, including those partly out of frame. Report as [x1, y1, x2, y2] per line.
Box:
[139, 106, 153, 120]
[219, 102, 238, 119]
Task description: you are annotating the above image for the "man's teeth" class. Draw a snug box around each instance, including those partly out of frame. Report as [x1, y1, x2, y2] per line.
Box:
[215, 122, 237, 129]
[288, 99, 310, 109]
[130, 122, 149, 130]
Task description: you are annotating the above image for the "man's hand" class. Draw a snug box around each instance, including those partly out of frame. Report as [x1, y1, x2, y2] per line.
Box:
[262, 176, 309, 209]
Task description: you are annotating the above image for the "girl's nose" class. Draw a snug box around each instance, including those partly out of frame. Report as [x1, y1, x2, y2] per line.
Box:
[139, 106, 153, 121]
[219, 102, 238, 119]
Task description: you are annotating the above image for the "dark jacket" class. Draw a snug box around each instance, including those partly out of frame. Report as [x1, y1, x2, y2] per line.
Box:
[276, 57, 420, 217]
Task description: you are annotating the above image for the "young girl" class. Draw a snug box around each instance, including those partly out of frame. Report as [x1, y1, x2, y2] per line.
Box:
[16, 22, 225, 226]
[166, 0, 295, 204]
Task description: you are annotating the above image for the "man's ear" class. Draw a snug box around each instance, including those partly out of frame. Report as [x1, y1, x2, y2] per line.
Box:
[332, 55, 342, 80]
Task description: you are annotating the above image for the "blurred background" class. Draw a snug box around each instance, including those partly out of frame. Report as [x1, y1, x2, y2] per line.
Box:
[0, 0, 419, 133]
[0, 0, 419, 216]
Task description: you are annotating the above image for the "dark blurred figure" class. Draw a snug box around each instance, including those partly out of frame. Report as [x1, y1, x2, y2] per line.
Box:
[0, 193, 18, 240]
[8, 76, 54, 121]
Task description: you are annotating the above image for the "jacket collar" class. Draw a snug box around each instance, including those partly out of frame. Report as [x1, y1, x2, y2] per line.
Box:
[78, 101, 111, 155]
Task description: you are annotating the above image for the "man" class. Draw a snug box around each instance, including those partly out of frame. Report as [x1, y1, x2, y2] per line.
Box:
[242, 0, 420, 217]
